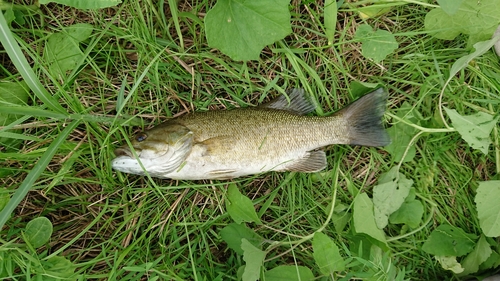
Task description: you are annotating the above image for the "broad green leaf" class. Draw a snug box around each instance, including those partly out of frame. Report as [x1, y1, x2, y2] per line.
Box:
[349, 81, 382, 97]
[3, 8, 16, 25]
[3, 4, 30, 26]
[422, 224, 477, 257]
[353, 193, 386, 244]
[480, 250, 500, 271]
[11, 10, 26, 26]
[475, 181, 500, 237]
[0, 82, 27, 104]
[424, 0, 500, 47]
[220, 223, 263, 255]
[39, 0, 121, 9]
[225, 184, 262, 224]
[324, 0, 337, 45]
[204, 0, 292, 61]
[237, 266, 245, 281]
[325, 201, 351, 233]
[264, 265, 314, 281]
[389, 198, 424, 228]
[369, 246, 405, 281]
[41, 256, 75, 278]
[385, 102, 419, 162]
[373, 167, 413, 229]
[444, 108, 498, 155]
[312, 232, 345, 274]
[241, 239, 266, 281]
[44, 23, 93, 79]
[354, 24, 398, 63]
[349, 234, 386, 261]
[449, 37, 500, 79]
[437, 0, 464, 15]
[357, 6, 392, 19]
[459, 235, 492, 276]
[331, 211, 351, 233]
[436, 256, 464, 274]
[24, 217, 53, 248]
[0, 12, 65, 113]
[0, 81, 29, 151]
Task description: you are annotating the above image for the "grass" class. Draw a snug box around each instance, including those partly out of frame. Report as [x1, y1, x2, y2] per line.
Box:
[0, 0, 499, 280]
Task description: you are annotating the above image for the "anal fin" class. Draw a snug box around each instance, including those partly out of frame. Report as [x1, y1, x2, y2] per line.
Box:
[280, 150, 327, 172]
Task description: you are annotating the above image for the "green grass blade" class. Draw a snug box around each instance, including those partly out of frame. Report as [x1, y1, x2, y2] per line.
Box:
[0, 105, 69, 119]
[0, 12, 66, 114]
[0, 120, 79, 230]
[167, 0, 184, 51]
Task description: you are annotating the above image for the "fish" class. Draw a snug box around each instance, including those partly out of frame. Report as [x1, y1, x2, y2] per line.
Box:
[111, 88, 390, 180]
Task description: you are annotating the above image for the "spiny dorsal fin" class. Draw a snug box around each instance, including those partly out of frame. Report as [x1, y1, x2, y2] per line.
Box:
[278, 150, 327, 172]
[259, 88, 316, 115]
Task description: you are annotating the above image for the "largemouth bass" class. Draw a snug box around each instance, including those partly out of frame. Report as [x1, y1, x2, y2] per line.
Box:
[112, 88, 390, 180]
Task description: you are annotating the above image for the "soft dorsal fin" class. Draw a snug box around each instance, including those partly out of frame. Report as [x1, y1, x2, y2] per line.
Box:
[259, 88, 316, 115]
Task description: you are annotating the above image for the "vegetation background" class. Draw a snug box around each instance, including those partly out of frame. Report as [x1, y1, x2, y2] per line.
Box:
[0, 0, 499, 280]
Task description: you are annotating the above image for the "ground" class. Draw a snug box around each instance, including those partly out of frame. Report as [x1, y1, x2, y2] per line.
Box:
[1, 0, 499, 280]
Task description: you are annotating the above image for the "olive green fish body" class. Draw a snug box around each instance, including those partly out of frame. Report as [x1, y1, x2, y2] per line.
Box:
[111, 88, 390, 180]
[163, 109, 347, 179]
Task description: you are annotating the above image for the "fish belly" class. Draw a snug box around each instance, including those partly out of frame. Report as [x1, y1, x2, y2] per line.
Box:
[162, 141, 311, 180]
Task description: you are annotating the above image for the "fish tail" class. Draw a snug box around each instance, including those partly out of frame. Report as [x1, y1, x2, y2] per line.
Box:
[338, 88, 391, 147]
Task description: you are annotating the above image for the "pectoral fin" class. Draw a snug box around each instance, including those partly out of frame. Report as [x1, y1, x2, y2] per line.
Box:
[279, 150, 327, 172]
[197, 135, 235, 156]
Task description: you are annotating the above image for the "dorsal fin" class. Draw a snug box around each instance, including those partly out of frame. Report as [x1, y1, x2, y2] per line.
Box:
[258, 88, 316, 115]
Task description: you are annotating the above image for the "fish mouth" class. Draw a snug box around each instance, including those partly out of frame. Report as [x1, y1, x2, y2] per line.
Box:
[114, 147, 135, 158]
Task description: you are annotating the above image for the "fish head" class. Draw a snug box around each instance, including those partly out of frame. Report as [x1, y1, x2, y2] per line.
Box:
[111, 123, 193, 177]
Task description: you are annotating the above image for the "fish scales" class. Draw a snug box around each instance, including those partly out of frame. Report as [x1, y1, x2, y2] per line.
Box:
[168, 108, 349, 166]
[181, 109, 347, 149]
[111, 88, 390, 180]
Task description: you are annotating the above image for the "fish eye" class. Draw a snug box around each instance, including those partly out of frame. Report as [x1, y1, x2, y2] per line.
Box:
[136, 133, 148, 142]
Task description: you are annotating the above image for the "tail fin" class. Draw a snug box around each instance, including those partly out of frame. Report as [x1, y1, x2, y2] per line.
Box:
[337, 88, 391, 147]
